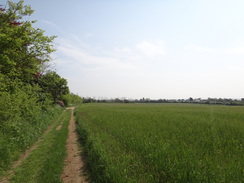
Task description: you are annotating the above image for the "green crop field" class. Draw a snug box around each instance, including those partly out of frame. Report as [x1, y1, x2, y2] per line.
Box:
[75, 103, 244, 183]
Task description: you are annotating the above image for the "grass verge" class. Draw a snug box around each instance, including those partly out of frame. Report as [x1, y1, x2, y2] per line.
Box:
[9, 109, 71, 183]
[0, 105, 62, 177]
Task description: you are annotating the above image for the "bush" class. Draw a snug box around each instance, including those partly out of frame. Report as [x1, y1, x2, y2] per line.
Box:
[0, 79, 62, 175]
[59, 93, 83, 107]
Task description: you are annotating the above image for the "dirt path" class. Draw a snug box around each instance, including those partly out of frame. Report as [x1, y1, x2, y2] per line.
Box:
[61, 107, 89, 183]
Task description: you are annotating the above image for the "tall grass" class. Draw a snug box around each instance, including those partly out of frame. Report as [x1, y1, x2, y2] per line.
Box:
[75, 103, 244, 183]
[0, 105, 62, 176]
[10, 109, 70, 183]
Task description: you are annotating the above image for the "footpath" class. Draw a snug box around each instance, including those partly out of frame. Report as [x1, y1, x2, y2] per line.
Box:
[61, 107, 88, 183]
[0, 107, 88, 183]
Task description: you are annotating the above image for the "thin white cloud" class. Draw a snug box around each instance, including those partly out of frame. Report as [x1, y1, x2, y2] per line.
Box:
[59, 44, 119, 66]
[56, 37, 146, 74]
[184, 44, 244, 56]
[136, 41, 167, 56]
[57, 38, 167, 68]
[41, 20, 56, 26]
[83, 32, 93, 39]
[40, 20, 65, 34]
[225, 47, 244, 54]
[184, 44, 213, 53]
[104, 41, 167, 63]
[108, 47, 141, 61]
[54, 37, 170, 97]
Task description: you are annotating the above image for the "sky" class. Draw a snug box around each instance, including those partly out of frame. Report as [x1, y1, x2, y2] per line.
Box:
[5, 0, 244, 99]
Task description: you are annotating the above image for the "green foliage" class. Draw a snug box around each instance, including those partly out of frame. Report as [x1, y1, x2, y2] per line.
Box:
[0, 76, 62, 175]
[0, 0, 56, 83]
[38, 71, 69, 101]
[75, 104, 244, 183]
[59, 94, 71, 106]
[1, 79, 39, 123]
[70, 93, 83, 106]
[60, 93, 83, 106]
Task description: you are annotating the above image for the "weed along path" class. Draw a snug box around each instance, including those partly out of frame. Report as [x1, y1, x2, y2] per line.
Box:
[0, 112, 65, 183]
[0, 107, 88, 183]
[62, 107, 89, 183]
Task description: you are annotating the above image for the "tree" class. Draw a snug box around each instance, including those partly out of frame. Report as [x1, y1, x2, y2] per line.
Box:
[0, 0, 56, 84]
[189, 97, 193, 102]
[0, 0, 70, 105]
[38, 71, 69, 101]
[60, 93, 83, 106]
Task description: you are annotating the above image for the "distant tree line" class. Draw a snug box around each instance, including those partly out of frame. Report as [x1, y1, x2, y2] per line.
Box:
[83, 97, 244, 106]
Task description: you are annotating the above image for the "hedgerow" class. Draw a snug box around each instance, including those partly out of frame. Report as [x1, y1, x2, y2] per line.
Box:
[0, 0, 81, 176]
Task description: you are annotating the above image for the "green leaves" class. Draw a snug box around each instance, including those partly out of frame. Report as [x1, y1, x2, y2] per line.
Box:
[6, 0, 34, 20]
[38, 71, 70, 101]
[0, 0, 64, 104]
[0, 0, 56, 83]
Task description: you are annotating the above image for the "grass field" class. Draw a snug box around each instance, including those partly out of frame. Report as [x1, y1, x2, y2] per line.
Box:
[75, 103, 244, 183]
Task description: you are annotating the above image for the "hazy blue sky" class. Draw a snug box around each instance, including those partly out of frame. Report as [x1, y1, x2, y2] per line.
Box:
[6, 0, 244, 99]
